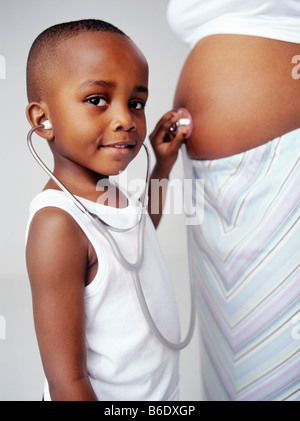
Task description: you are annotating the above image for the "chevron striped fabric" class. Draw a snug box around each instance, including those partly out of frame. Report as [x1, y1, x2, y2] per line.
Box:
[185, 130, 300, 400]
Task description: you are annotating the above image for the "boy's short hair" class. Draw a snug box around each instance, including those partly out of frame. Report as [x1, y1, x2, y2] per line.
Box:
[26, 19, 127, 102]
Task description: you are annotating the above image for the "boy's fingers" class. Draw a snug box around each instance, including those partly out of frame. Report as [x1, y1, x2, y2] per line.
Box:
[149, 109, 192, 149]
[171, 128, 187, 149]
[149, 112, 178, 143]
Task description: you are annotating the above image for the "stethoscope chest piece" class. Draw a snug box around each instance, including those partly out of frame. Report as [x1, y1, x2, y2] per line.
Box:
[170, 107, 194, 139]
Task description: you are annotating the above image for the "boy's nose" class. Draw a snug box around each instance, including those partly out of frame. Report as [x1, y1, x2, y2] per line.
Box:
[110, 107, 136, 132]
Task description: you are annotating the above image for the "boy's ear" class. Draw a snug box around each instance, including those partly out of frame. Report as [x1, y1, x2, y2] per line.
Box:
[26, 102, 54, 140]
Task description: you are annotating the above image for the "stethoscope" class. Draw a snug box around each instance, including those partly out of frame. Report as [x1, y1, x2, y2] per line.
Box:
[27, 109, 195, 351]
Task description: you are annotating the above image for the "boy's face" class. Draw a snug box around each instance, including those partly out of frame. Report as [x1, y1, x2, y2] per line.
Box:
[43, 32, 149, 179]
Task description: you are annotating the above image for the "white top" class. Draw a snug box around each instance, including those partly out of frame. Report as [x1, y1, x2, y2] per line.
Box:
[167, 0, 300, 49]
[26, 189, 180, 401]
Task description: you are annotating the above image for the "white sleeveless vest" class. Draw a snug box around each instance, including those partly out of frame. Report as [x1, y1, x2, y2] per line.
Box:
[26, 189, 180, 401]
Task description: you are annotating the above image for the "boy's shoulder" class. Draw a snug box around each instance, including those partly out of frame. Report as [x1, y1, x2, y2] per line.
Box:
[26, 201, 93, 309]
[27, 204, 89, 264]
[28, 189, 87, 235]
[30, 205, 81, 236]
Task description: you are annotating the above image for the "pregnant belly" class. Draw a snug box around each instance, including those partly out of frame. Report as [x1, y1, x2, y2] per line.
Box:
[174, 34, 300, 159]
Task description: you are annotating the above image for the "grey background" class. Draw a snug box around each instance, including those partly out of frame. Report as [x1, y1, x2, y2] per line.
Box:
[0, 0, 202, 400]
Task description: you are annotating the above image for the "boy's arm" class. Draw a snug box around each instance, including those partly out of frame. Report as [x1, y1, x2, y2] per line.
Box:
[148, 111, 187, 228]
[26, 207, 98, 401]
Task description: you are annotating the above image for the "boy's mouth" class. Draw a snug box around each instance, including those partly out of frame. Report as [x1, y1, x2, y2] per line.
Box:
[99, 141, 136, 150]
[111, 144, 134, 149]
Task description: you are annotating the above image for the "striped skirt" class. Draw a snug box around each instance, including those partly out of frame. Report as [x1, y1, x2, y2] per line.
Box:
[184, 130, 300, 400]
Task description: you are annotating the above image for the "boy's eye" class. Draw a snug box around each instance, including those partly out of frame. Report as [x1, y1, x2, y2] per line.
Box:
[130, 100, 145, 110]
[87, 96, 107, 107]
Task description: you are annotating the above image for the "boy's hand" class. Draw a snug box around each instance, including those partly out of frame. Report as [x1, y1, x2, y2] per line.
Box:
[148, 110, 189, 228]
[149, 110, 188, 177]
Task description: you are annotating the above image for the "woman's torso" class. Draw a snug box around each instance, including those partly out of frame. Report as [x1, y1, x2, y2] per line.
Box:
[174, 34, 300, 159]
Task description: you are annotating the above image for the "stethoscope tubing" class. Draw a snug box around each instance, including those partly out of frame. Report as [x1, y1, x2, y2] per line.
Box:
[27, 125, 196, 350]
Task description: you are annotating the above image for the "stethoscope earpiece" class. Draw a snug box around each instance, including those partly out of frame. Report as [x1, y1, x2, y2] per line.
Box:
[42, 120, 52, 130]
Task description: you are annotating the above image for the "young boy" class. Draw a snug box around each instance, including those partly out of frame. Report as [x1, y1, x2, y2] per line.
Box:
[25, 19, 187, 401]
